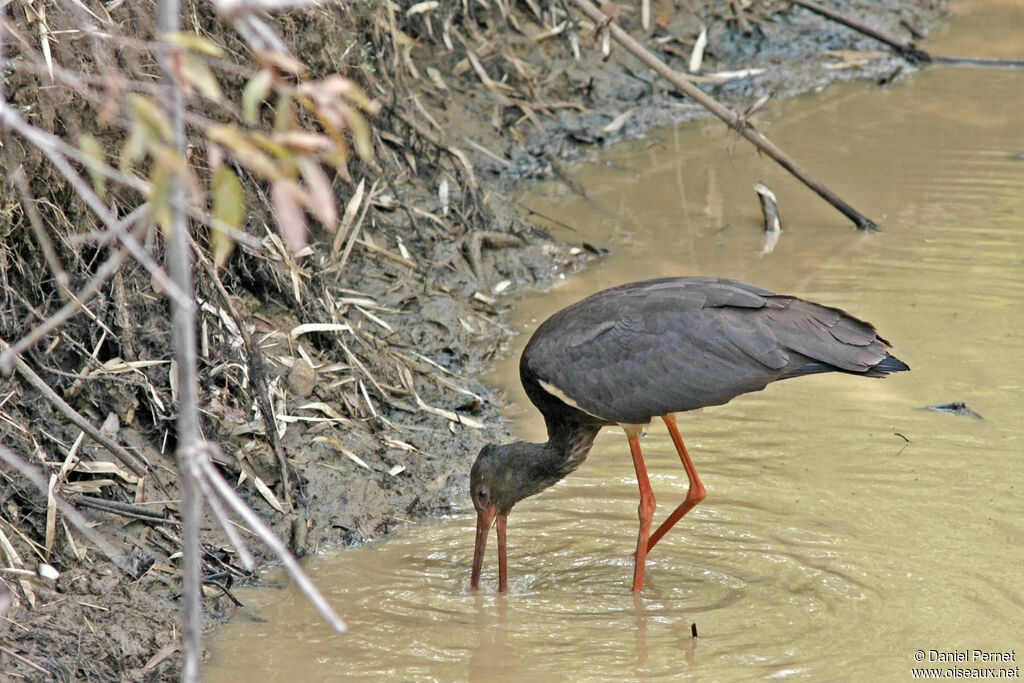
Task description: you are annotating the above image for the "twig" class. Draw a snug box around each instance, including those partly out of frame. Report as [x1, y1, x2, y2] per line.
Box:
[0, 339, 150, 476]
[0, 644, 49, 675]
[155, 3, 203, 679]
[11, 167, 70, 297]
[191, 462, 256, 571]
[74, 496, 179, 525]
[572, 0, 880, 231]
[201, 577, 244, 607]
[791, 0, 930, 62]
[195, 451, 346, 632]
[395, 109, 478, 192]
[465, 231, 525, 283]
[0, 205, 150, 373]
[203, 256, 292, 510]
[0, 444, 129, 573]
[790, 0, 1024, 68]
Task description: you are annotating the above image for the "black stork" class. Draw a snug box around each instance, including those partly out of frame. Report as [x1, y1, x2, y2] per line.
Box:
[470, 277, 908, 592]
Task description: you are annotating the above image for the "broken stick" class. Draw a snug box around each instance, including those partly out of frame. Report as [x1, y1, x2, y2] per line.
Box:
[791, 0, 931, 63]
[572, 0, 880, 231]
[792, 0, 1024, 69]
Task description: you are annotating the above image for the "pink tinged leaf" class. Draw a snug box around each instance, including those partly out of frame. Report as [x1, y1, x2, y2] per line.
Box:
[271, 180, 307, 252]
[297, 158, 337, 229]
[252, 49, 307, 76]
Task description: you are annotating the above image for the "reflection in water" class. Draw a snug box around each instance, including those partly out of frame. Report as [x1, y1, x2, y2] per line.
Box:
[206, 4, 1024, 680]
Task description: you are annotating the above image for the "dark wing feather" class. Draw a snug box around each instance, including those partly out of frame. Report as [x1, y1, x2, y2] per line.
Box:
[520, 277, 904, 424]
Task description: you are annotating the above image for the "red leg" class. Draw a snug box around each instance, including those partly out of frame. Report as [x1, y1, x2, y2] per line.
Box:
[647, 414, 706, 553]
[627, 428, 656, 591]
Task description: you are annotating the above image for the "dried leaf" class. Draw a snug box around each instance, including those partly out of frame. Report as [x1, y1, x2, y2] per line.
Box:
[119, 122, 146, 174]
[211, 166, 244, 267]
[406, 0, 439, 17]
[79, 134, 108, 199]
[298, 402, 347, 419]
[212, 166, 244, 229]
[273, 93, 298, 132]
[331, 178, 365, 258]
[0, 526, 35, 607]
[64, 479, 119, 494]
[179, 53, 223, 102]
[249, 131, 291, 160]
[45, 475, 57, 558]
[72, 460, 139, 484]
[438, 179, 449, 216]
[129, 94, 173, 142]
[37, 563, 60, 581]
[242, 70, 274, 125]
[289, 322, 352, 339]
[209, 125, 280, 180]
[602, 109, 633, 133]
[426, 67, 447, 90]
[689, 25, 708, 73]
[253, 49, 307, 76]
[164, 31, 225, 57]
[148, 158, 173, 235]
[345, 104, 374, 161]
[301, 75, 378, 114]
[273, 130, 335, 154]
[251, 475, 284, 513]
[313, 437, 372, 470]
[94, 358, 170, 374]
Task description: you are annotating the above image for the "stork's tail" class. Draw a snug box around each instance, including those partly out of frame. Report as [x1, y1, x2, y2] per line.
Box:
[863, 353, 910, 378]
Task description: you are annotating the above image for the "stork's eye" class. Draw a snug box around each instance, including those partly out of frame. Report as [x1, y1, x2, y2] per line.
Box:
[476, 486, 490, 505]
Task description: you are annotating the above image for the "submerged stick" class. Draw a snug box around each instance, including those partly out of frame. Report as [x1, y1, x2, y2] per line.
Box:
[755, 181, 782, 234]
[572, 0, 880, 231]
[791, 0, 1024, 68]
[791, 0, 930, 63]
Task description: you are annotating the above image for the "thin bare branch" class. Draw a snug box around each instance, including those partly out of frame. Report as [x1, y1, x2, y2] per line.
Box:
[571, 0, 880, 231]
[0, 205, 149, 372]
[0, 443, 128, 571]
[196, 452, 346, 632]
[0, 103, 194, 297]
[155, 0, 205, 675]
[0, 339, 151, 476]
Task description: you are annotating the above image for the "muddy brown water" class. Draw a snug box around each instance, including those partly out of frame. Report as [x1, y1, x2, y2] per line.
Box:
[206, 3, 1024, 679]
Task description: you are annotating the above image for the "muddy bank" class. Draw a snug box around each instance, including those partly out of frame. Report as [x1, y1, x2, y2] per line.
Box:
[0, 0, 945, 679]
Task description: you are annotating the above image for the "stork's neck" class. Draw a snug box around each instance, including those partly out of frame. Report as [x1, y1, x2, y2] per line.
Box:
[541, 415, 601, 479]
[510, 417, 601, 503]
[474, 417, 602, 514]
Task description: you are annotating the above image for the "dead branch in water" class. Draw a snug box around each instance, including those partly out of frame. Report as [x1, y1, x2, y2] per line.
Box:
[791, 0, 1024, 68]
[572, 0, 881, 232]
[791, 0, 931, 63]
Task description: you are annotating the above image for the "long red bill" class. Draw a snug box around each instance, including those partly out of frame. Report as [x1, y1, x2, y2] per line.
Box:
[496, 513, 507, 592]
[471, 505, 495, 589]
[471, 506, 508, 591]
